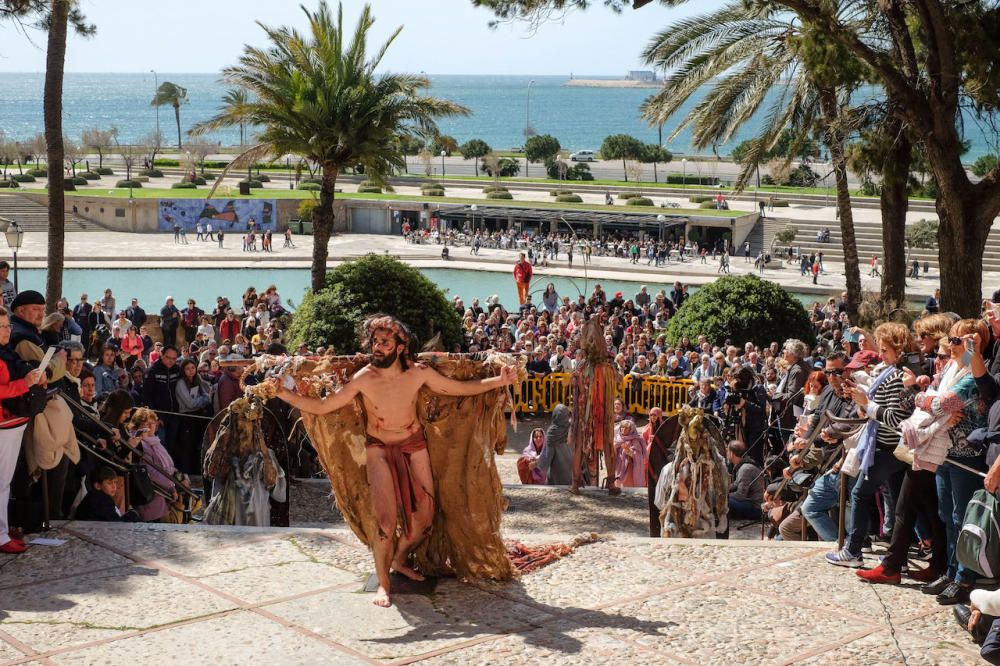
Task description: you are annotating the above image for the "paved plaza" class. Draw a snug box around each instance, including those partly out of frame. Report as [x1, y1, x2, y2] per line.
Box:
[0, 516, 984, 666]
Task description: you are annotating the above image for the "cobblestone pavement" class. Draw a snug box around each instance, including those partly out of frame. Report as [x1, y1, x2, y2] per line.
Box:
[0, 520, 982, 665]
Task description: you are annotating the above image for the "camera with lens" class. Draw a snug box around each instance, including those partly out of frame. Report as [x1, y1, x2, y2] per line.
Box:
[725, 389, 751, 407]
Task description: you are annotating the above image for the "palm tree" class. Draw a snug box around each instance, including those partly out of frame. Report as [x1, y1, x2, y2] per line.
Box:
[152, 81, 189, 149]
[192, 2, 469, 292]
[221, 87, 250, 146]
[640, 0, 865, 321]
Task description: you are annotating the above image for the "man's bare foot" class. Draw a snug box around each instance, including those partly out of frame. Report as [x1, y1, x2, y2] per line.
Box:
[608, 486, 622, 496]
[569, 483, 581, 495]
[373, 585, 392, 607]
[392, 560, 426, 581]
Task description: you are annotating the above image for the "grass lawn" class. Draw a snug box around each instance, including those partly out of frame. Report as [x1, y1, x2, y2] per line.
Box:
[61, 187, 747, 217]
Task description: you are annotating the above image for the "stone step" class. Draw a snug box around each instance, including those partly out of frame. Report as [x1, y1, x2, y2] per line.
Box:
[0, 193, 94, 231]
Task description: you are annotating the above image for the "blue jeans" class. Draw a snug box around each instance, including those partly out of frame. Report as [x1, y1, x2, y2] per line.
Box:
[802, 469, 858, 542]
[847, 448, 907, 556]
[729, 495, 761, 520]
[937, 457, 987, 584]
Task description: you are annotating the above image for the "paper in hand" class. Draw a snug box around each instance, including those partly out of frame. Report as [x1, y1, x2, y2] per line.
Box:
[37, 346, 57, 375]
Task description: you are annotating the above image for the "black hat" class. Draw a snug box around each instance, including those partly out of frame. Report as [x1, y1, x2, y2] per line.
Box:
[992, 288, 1000, 304]
[10, 290, 45, 309]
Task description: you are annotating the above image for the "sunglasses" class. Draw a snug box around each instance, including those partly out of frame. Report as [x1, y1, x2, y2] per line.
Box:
[823, 368, 844, 376]
[948, 336, 963, 345]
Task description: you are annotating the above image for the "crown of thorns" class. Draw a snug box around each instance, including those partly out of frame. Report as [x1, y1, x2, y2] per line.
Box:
[363, 315, 412, 348]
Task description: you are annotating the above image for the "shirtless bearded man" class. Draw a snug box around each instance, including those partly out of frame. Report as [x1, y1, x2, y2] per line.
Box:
[273, 315, 516, 607]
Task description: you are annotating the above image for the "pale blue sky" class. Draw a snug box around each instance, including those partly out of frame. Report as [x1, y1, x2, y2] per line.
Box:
[0, 0, 712, 75]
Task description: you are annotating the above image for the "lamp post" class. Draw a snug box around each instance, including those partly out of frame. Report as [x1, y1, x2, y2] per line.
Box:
[656, 213, 666, 243]
[286, 154, 294, 189]
[150, 69, 160, 142]
[5, 221, 23, 292]
[440, 150, 446, 179]
[682, 158, 687, 184]
[525, 80, 535, 177]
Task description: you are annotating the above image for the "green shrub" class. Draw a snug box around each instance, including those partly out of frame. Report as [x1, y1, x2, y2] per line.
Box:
[12, 174, 35, 183]
[972, 154, 998, 178]
[256, 174, 271, 182]
[771, 199, 789, 207]
[555, 194, 583, 203]
[115, 179, 142, 188]
[71, 176, 88, 185]
[0, 180, 19, 188]
[665, 274, 812, 348]
[298, 182, 321, 191]
[550, 188, 574, 196]
[699, 201, 716, 209]
[171, 182, 197, 189]
[96, 167, 114, 175]
[28, 168, 47, 177]
[288, 254, 463, 353]
[905, 218, 939, 249]
[626, 197, 654, 206]
[140, 168, 164, 178]
[153, 159, 180, 167]
[689, 195, 713, 203]
[618, 192, 641, 200]
[486, 191, 514, 200]
[773, 226, 799, 245]
[421, 188, 445, 196]
[483, 185, 508, 194]
[301, 176, 323, 185]
[298, 198, 318, 221]
[188, 176, 207, 186]
[666, 174, 718, 185]
[357, 185, 382, 193]
[80, 171, 101, 180]
[134, 176, 150, 183]
[240, 179, 264, 188]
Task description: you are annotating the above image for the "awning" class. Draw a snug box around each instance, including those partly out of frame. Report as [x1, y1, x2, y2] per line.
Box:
[435, 204, 689, 229]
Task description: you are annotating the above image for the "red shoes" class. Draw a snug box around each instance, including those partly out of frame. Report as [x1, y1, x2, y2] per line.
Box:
[0, 539, 26, 554]
[856, 563, 901, 584]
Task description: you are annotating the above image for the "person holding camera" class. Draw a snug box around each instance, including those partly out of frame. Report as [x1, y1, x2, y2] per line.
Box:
[722, 366, 766, 466]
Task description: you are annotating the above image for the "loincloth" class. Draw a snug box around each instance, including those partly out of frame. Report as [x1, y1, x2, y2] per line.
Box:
[365, 430, 431, 536]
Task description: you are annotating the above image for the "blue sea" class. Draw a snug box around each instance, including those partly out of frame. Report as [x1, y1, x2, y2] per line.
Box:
[1, 73, 996, 160]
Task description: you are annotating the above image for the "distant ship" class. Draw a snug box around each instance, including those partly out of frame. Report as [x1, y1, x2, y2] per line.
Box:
[564, 71, 660, 88]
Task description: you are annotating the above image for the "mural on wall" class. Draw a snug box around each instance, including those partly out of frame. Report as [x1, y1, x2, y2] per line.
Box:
[158, 199, 276, 231]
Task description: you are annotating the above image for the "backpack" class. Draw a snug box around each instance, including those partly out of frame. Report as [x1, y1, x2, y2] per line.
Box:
[957, 489, 1000, 578]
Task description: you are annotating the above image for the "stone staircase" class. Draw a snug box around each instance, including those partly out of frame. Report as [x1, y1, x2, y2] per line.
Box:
[774, 216, 1000, 273]
[0, 193, 94, 231]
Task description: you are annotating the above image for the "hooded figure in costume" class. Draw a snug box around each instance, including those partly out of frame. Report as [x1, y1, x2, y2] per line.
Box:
[569, 317, 621, 493]
[538, 404, 573, 485]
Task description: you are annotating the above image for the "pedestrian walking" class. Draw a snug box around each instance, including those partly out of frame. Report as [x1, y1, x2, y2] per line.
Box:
[284, 228, 294, 248]
[758, 200, 766, 217]
[206, 222, 216, 241]
[744, 240, 751, 263]
[173, 224, 181, 244]
[195, 222, 204, 241]
[218, 230, 224, 249]
[811, 260, 820, 284]
[179, 226, 188, 244]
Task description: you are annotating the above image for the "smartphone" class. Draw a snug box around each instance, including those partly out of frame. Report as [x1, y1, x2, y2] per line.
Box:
[902, 351, 924, 376]
[843, 328, 860, 343]
[967, 338, 976, 353]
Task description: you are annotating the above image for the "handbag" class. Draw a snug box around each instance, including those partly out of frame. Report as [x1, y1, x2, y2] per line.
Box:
[128, 463, 156, 506]
[893, 442, 915, 465]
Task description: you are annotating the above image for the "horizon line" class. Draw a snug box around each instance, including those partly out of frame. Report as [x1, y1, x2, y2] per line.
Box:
[0, 71, 644, 78]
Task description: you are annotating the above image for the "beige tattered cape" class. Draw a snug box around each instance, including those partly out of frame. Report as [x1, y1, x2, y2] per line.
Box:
[290, 354, 514, 581]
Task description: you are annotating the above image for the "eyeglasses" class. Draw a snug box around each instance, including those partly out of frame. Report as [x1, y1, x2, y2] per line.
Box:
[163, 355, 178, 361]
[67, 356, 83, 362]
[0, 324, 10, 330]
[823, 368, 844, 376]
[948, 336, 963, 345]
[937, 353, 950, 360]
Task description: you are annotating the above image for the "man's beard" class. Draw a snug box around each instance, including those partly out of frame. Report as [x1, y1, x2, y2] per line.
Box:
[371, 348, 398, 369]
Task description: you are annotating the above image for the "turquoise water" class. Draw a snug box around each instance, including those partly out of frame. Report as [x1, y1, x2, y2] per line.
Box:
[0, 73, 996, 159]
[14, 266, 841, 312]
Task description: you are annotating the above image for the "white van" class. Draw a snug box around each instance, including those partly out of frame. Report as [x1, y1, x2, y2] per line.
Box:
[570, 150, 595, 162]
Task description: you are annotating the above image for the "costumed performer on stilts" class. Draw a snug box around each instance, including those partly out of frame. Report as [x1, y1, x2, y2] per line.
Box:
[270, 315, 516, 608]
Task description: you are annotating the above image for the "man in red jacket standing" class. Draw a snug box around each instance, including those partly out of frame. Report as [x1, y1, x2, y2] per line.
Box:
[513, 253, 533, 305]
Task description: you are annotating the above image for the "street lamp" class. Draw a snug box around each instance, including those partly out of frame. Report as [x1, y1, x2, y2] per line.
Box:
[286, 154, 294, 189]
[656, 213, 666, 243]
[150, 69, 160, 142]
[470, 204, 478, 232]
[682, 158, 687, 184]
[440, 150, 446, 179]
[4, 221, 23, 292]
[525, 80, 535, 177]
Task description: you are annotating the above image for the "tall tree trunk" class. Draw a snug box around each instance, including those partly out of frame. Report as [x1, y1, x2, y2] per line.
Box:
[622, 158, 628, 182]
[44, 0, 69, 313]
[879, 126, 910, 307]
[174, 103, 182, 149]
[935, 178, 992, 317]
[819, 88, 861, 323]
[311, 166, 337, 292]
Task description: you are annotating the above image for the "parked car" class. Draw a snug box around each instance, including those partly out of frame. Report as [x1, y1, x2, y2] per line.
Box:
[570, 150, 596, 162]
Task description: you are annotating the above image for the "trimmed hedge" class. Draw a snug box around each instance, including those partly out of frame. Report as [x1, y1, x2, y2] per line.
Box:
[256, 174, 271, 182]
[549, 188, 574, 196]
[617, 192, 641, 200]
[171, 182, 197, 189]
[12, 174, 35, 183]
[699, 201, 717, 209]
[298, 182, 321, 191]
[71, 176, 88, 186]
[301, 177, 323, 185]
[96, 167, 115, 175]
[625, 197, 655, 206]
[28, 168, 47, 177]
[555, 194, 583, 203]
[486, 191, 514, 200]
[357, 185, 382, 193]
[0, 180, 19, 188]
[240, 179, 264, 188]
[422, 188, 445, 196]
[483, 185, 508, 194]
[134, 176, 150, 183]
[772, 199, 790, 207]
[115, 179, 142, 188]
[153, 159, 180, 167]
[139, 168, 164, 178]
[689, 195, 713, 203]
[666, 174, 719, 186]
[80, 171, 101, 180]
[187, 176, 207, 186]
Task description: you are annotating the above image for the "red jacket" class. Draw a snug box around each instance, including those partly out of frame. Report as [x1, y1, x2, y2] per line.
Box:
[219, 318, 240, 343]
[0, 357, 30, 428]
[513, 260, 533, 284]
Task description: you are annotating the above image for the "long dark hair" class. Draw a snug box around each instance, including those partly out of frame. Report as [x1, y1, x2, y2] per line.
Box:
[179, 358, 201, 389]
[99, 389, 133, 425]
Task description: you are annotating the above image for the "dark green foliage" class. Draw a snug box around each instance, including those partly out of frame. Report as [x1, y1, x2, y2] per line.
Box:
[626, 197, 654, 206]
[906, 218, 939, 249]
[486, 191, 514, 199]
[731, 129, 821, 163]
[689, 195, 713, 203]
[288, 254, 462, 353]
[0, 180, 18, 188]
[139, 168, 164, 178]
[787, 164, 819, 187]
[972, 155, 998, 178]
[555, 194, 583, 203]
[567, 162, 594, 180]
[618, 192, 641, 200]
[79, 171, 101, 180]
[666, 174, 718, 185]
[481, 157, 519, 177]
[859, 178, 881, 197]
[525, 134, 561, 164]
[96, 167, 115, 175]
[256, 173, 271, 182]
[550, 188, 574, 196]
[154, 159, 181, 166]
[771, 199, 789, 207]
[665, 274, 812, 348]
[698, 200, 716, 209]
[773, 226, 798, 244]
[641, 144, 672, 164]
[172, 182, 197, 189]
[71, 176, 88, 185]
[115, 179, 142, 188]
[357, 184, 382, 193]
[483, 185, 508, 194]
[240, 179, 264, 188]
[600, 134, 644, 161]
[27, 168, 47, 177]
[298, 182, 322, 191]
[301, 176, 323, 185]
[422, 187, 445, 196]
